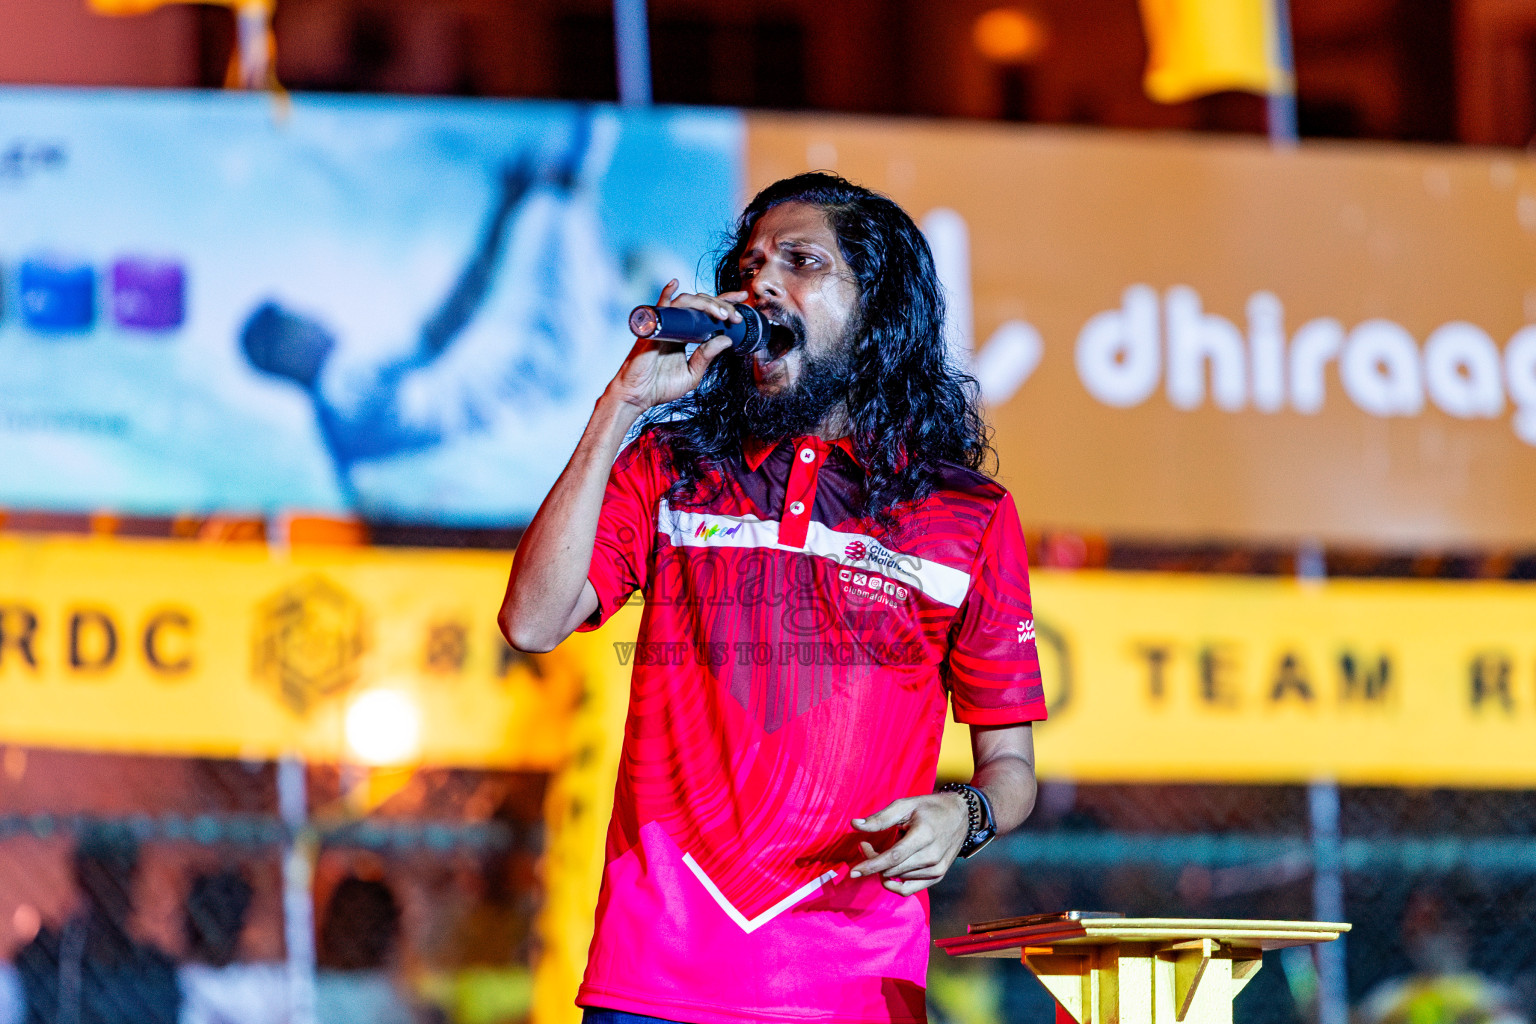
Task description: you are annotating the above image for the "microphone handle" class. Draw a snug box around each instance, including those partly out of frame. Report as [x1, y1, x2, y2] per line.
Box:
[657, 306, 732, 342]
[629, 303, 766, 352]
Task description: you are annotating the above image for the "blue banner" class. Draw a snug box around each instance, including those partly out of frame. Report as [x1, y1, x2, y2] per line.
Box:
[0, 89, 741, 525]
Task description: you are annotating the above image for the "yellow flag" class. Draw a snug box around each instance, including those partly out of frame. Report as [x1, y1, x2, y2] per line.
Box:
[87, 0, 271, 14]
[1138, 0, 1290, 103]
[86, 0, 161, 12]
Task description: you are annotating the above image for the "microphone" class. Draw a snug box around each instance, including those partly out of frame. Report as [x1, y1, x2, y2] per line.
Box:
[628, 302, 790, 355]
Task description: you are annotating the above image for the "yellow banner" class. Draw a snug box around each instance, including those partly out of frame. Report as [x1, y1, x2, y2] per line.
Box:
[935, 571, 1536, 787]
[5, 536, 1534, 787]
[0, 535, 589, 769]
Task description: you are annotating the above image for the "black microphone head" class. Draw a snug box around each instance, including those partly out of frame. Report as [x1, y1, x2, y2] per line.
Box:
[732, 303, 763, 354]
[734, 304, 797, 358]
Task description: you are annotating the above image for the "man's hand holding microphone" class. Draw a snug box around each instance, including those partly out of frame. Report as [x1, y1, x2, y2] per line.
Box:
[609, 280, 747, 415]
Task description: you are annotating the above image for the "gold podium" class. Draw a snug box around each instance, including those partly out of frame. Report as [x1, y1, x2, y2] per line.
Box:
[937, 917, 1350, 1024]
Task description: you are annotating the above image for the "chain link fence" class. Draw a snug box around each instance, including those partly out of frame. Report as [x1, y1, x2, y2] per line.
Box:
[4, 750, 1531, 1024]
[0, 748, 543, 1024]
[930, 781, 1536, 1024]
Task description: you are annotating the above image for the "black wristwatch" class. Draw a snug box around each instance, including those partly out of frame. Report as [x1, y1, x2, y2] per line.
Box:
[939, 782, 998, 858]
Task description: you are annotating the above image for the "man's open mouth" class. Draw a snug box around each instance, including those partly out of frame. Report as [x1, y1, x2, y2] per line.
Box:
[759, 309, 801, 360]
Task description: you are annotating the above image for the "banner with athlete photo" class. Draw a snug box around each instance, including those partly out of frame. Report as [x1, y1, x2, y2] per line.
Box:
[0, 89, 740, 525]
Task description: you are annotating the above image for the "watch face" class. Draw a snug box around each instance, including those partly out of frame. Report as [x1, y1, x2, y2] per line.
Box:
[959, 829, 996, 859]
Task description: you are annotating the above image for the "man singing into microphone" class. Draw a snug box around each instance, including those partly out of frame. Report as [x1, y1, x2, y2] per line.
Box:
[499, 173, 1045, 1024]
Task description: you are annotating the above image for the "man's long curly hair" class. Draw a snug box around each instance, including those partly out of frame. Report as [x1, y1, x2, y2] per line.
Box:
[643, 172, 994, 528]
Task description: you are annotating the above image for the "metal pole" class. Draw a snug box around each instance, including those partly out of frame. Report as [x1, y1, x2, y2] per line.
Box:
[1266, 0, 1298, 146]
[613, 0, 653, 106]
[1309, 780, 1348, 1024]
[279, 756, 318, 1024]
[1296, 540, 1326, 583]
[1297, 543, 1347, 1024]
[233, 1, 273, 90]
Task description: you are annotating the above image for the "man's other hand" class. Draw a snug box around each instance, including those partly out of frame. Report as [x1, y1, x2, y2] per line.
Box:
[848, 792, 969, 896]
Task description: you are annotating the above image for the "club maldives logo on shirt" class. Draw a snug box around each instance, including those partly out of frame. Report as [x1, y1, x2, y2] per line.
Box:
[842, 538, 908, 574]
[694, 522, 743, 541]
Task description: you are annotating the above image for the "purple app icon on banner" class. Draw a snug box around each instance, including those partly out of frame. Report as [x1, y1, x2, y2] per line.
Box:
[111, 257, 185, 331]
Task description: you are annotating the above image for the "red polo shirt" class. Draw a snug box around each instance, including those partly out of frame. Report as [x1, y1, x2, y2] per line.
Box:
[575, 427, 1045, 1024]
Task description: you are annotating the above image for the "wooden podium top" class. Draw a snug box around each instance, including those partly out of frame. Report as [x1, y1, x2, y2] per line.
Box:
[937, 917, 1352, 958]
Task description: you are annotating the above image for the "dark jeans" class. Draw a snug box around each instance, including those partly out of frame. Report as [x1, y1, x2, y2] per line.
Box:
[583, 1010, 688, 1024]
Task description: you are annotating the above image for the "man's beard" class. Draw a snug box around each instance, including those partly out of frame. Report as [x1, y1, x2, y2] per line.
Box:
[732, 313, 856, 440]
